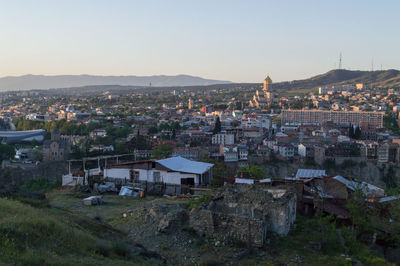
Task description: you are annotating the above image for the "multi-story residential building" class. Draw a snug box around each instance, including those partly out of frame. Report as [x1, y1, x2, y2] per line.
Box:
[212, 132, 235, 145]
[172, 147, 200, 160]
[377, 144, 389, 163]
[278, 144, 295, 159]
[223, 146, 238, 162]
[359, 142, 378, 160]
[282, 110, 384, 128]
[318, 85, 354, 94]
[298, 143, 314, 158]
[238, 145, 249, 161]
[243, 127, 263, 138]
[377, 142, 399, 164]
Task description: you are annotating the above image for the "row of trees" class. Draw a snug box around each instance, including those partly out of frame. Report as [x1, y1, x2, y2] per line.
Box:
[348, 125, 362, 139]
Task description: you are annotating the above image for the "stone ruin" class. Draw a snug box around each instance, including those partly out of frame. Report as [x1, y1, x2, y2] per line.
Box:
[189, 184, 297, 247]
[139, 184, 297, 248]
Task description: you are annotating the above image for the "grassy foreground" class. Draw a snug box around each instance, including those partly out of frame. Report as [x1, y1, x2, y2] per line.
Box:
[0, 197, 161, 265]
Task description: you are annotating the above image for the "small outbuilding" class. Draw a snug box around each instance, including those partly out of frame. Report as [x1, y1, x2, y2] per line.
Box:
[104, 156, 214, 195]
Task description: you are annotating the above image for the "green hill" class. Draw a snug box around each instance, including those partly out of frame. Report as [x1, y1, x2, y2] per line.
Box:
[306, 69, 400, 87]
[273, 69, 400, 96]
[0, 197, 162, 265]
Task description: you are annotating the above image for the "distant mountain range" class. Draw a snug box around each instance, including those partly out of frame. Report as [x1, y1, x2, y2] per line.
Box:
[0, 74, 232, 91]
[0, 69, 399, 93]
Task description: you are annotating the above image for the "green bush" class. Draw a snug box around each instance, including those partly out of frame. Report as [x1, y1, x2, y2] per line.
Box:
[342, 225, 392, 265]
[95, 240, 111, 257]
[112, 241, 131, 257]
[237, 164, 266, 179]
[341, 159, 357, 169]
[20, 177, 59, 193]
[323, 158, 336, 170]
[187, 194, 211, 211]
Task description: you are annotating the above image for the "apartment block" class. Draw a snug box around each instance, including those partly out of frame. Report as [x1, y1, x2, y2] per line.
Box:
[282, 110, 384, 128]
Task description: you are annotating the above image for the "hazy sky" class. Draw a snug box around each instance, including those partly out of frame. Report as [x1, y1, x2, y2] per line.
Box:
[0, 0, 399, 82]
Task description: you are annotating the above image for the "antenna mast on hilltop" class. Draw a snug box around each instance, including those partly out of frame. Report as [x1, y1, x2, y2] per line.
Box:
[371, 59, 374, 71]
[338, 52, 342, 70]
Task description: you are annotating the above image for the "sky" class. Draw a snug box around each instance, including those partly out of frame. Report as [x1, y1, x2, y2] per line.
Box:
[0, 0, 399, 83]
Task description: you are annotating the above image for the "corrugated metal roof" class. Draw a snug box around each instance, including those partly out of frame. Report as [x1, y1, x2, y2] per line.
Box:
[295, 169, 326, 179]
[333, 175, 358, 191]
[333, 175, 384, 196]
[379, 195, 400, 203]
[156, 156, 213, 175]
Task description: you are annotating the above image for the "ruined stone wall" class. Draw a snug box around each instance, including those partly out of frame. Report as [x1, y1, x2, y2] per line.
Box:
[267, 193, 297, 236]
[189, 208, 266, 247]
[189, 184, 297, 247]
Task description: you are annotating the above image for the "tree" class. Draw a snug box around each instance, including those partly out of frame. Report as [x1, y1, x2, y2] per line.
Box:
[0, 118, 12, 130]
[347, 187, 374, 238]
[213, 116, 221, 134]
[349, 125, 354, 138]
[237, 164, 265, 179]
[148, 126, 158, 135]
[126, 134, 150, 151]
[382, 166, 397, 189]
[210, 161, 229, 186]
[32, 148, 43, 161]
[354, 126, 361, 139]
[153, 144, 173, 159]
[0, 144, 15, 162]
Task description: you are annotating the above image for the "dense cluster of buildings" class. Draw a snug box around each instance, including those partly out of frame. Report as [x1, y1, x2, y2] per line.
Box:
[0, 75, 399, 186]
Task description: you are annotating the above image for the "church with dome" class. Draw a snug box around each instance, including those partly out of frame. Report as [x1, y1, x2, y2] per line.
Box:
[249, 75, 279, 108]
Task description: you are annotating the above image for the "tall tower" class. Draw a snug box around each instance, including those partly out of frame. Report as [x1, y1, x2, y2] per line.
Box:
[263, 76, 272, 92]
[188, 97, 193, 110]
[263, 75, 277, 106]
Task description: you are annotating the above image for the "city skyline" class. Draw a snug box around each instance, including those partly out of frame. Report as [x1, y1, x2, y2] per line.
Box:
[0, 0, 399, 82]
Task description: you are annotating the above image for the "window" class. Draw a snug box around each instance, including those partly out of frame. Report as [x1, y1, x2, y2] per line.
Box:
[153, 171, 161, 183]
